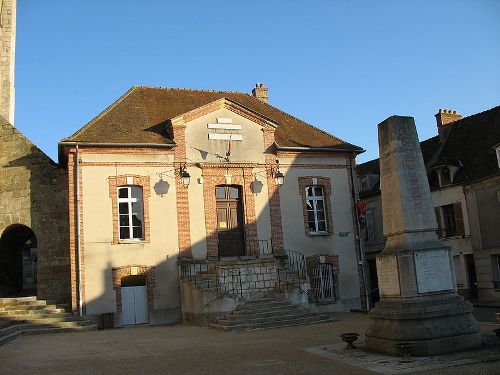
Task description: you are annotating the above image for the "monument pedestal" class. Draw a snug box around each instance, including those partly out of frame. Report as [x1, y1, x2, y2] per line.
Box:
[366, 116, 481, 356]
[367, 246, 481, 356]
[366, 296, 481, 355]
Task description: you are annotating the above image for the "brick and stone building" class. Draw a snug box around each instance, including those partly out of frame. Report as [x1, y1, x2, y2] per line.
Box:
[59, 84, 367, 326]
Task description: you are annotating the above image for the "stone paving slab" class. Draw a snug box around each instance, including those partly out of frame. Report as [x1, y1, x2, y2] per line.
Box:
[305, 336, 500, 375]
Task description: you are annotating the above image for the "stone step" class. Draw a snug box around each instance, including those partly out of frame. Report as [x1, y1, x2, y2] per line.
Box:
[0, 330, 22, 346]
[17, 320, 93, 331]
[0, 296, 37, 304]
[0, 324, 19, 337]
[0, 307, 66, 317]
[22, 324, 97, 335]
[4, 312, 73, 320]
[243, 297, 279, 305]
[212, 317, 336, 331]
[221, 312, 327, 325]
[237, 301, 293, 312]
[0, 303, 58, 312]
[14, 316, 88, 324]
[229, 307, 301, 318]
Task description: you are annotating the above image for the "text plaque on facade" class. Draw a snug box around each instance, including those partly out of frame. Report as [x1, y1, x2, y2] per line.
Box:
[414, 249, 453, 294]
[377, 254, 401, 296]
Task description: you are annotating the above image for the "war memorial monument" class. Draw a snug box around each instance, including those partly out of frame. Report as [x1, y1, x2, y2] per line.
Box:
[365, 115, 481, 355]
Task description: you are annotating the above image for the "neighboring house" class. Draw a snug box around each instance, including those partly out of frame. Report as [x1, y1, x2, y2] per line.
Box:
[59, 84, 367, 326]
[357, 106, 500, 306]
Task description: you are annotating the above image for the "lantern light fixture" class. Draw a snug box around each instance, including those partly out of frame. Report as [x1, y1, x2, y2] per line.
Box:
[272, 159, 284, 186]
[180, 166, 191, 188]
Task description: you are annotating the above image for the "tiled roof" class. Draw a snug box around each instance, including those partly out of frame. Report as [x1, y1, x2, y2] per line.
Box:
[61, 86, 362, 151]
[357, 105, 500, 193]
[433, 105, 500, 184]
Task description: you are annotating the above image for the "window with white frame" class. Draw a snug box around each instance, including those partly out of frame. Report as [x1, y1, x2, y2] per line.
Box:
[118, 186, 144, 240]
[306, 186, 327, 233]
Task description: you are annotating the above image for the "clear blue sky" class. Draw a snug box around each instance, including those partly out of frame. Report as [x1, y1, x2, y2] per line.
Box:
[15, 0, 500, 163]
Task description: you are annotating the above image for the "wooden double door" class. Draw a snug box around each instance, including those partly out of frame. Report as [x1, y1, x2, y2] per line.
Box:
[216, 185, 245, 257]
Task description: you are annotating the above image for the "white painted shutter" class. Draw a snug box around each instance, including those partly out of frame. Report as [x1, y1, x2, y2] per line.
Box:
[121, 287, 136, 326]
[134, 286, 149, 324]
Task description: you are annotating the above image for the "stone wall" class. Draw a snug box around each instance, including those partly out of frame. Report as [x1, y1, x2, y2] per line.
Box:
[0, 121, 70, 303]
[218, 259, 278, 298]
[0, 0, 16, 124]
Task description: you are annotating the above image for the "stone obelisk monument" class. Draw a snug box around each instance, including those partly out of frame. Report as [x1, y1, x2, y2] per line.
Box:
[366, 116, 481, 356]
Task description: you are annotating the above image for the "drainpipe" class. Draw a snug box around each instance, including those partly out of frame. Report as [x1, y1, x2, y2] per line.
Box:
[76, 145, 83, 316]
[349, 154, 370, 310]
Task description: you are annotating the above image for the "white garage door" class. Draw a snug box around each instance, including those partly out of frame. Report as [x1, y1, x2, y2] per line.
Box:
[121, 285, 149, 325]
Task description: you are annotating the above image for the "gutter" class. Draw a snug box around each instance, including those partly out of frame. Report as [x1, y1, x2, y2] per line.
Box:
[58, 141, 176, 164]
[76, 145, 83, 317]
[276, 145, 365, 154]
[348, 154, 370, 310]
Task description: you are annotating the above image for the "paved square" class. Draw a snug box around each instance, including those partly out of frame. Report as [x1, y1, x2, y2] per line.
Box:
[0, 313, 499, 375]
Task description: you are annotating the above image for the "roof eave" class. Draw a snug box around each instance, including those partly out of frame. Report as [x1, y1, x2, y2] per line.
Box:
[276, 145, 365, 154]
[57, 141, 176, 164]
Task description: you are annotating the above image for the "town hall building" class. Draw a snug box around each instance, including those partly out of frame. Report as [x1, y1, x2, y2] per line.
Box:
[58, 84, 366, 326]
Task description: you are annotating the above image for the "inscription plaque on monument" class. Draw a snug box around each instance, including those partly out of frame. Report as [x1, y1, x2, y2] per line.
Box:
[376, 255, 401, 296]
[414, 249, 453, 294]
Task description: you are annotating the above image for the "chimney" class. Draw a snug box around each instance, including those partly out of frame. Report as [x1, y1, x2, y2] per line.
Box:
[252, 83, 268, 103]
[435, 108, 462, 142]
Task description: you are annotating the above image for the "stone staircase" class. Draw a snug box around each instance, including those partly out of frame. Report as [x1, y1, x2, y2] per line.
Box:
[210, 297, 336, 331]
[0, 296, 96, 346]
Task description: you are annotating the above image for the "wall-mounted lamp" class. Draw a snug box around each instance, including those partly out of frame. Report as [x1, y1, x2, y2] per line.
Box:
[157, 163, 191, 190]
[272, 160, 284, 186]
[180, 166, 191, 188]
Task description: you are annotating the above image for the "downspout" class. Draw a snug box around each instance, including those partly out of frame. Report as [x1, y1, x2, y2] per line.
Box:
[76, 145, 83, 316]
[349, 154, 370, 310]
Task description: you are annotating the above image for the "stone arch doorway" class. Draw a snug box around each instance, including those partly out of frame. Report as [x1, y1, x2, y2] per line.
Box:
[0, 224, 38, 296]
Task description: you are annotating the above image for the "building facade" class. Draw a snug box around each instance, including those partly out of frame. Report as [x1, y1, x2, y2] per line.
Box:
[59, 85, 367, 326]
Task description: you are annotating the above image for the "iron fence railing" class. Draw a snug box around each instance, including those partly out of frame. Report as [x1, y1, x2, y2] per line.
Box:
[178, 257, 245, 298]
[212, 238, 274, 258]
[276, 249, 310, 300]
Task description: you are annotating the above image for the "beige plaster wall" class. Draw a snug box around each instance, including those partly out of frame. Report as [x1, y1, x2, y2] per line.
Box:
[252, 167, 272, 243]
[185, 108, 266, 164]
[186, 165, 207, 259]
[79, 152, 181, 317]
[278, 159, 360, 303]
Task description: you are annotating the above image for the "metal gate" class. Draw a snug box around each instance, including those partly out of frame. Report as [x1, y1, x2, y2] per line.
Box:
[121, 285, 149, 325]
[312, 264, 335, 302]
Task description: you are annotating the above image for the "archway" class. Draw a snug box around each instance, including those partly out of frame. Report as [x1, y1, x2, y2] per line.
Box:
[0, 224, 37, 296]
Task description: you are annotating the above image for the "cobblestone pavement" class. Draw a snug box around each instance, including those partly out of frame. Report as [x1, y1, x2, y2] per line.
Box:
[0, 313, 499, 375]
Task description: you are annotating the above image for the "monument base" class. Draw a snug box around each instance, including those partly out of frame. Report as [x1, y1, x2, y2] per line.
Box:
[366, 295, 481, 356]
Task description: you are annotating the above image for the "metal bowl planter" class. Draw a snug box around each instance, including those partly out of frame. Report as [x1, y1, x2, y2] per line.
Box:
[395, 341, 416, 363]
[340, 332, 360, 350]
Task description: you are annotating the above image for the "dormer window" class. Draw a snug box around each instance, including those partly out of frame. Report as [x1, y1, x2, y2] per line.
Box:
[436, 163, 461, 188]
[436, 166, 452, 187]
[441, 167, 451, 185]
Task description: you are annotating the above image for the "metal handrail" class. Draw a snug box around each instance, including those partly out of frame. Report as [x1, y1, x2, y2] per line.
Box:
[178, 257, 245, 299]
[276, 249, 311, 301]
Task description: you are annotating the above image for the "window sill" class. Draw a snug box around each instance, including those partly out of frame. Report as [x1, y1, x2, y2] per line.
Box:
[309, 232, 330, 237]
[117, 239, 145, 244]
